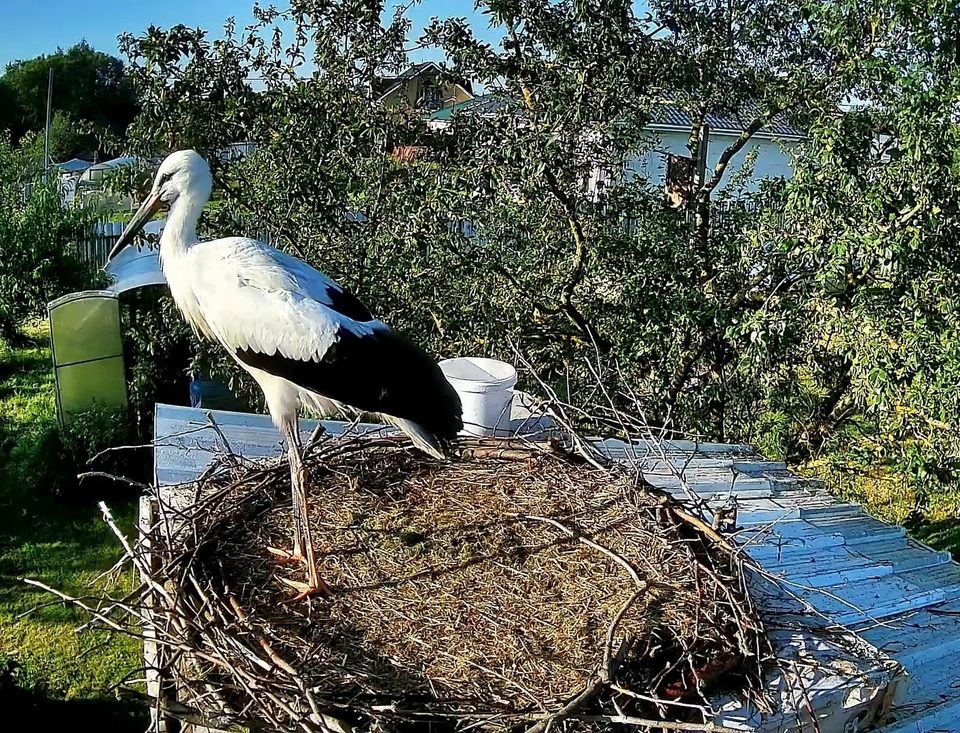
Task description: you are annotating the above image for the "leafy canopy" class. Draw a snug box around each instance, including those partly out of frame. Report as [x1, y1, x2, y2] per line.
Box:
[0, 41, 138, 158]
[118, 0, 960, 515]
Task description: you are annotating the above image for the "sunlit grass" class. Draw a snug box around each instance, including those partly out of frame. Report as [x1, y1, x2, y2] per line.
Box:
[804, 456, 960, 556]
[0, 321, 141, 713]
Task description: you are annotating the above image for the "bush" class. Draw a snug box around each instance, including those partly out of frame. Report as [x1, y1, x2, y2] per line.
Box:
[9, 405, 139, 503]
[0, 399, 132, 504]
[119, 288, 258, 439]
[0, 135, 101, 342]
[59, 405, 134, 471]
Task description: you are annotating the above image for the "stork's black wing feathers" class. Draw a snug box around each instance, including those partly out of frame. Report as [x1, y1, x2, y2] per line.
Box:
[313, 281, 373, 322]
[235, 324, 463, 443]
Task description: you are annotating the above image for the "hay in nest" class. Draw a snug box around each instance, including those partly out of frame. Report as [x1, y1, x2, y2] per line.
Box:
[139, 435, 767, 731]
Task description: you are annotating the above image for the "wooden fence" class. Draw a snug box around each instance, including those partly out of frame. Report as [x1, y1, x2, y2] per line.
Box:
[74, 219, 275, 271]
[74, 222, 125, 269]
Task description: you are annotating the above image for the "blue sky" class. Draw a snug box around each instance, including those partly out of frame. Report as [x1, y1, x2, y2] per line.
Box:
[0, 1, 496, 69]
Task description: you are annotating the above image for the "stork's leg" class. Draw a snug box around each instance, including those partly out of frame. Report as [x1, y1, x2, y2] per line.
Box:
[269, 426, 333, 600]
[288, 438, 308, 559]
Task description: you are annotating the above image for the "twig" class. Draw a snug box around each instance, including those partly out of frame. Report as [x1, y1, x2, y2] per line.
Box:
[85, 441, 153, 465]
[19, 577, 142, 638]
[513, 513, 644, 587]
[521, 675, 605, 733]
[98, 501, 136, 558]
[611, 684, 714, 714]
[603, 585, 647, 683]
[569, 713, 742, 732]
[79, 471, 151, 491]
[205, 411, 236, 457]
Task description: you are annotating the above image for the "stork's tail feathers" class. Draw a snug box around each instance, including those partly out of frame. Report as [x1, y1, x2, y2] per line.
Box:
[379, 414, 449, 460]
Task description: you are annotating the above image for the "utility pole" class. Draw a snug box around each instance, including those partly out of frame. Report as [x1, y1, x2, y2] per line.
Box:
[43, 67, 53, 177]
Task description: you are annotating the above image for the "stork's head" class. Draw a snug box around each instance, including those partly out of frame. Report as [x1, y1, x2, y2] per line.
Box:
[107, 149, 213, 261]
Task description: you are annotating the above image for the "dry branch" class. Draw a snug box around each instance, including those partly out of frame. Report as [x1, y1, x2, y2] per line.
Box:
[25, 428, 768, 733]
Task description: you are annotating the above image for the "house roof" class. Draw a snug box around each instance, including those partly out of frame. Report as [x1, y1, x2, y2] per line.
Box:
[374, 61, 473, 100]
[595, 435, 960, 732]
[429, 94, 513, 121]
[649, 102, 803, 138]
[430, 94, 804, 138]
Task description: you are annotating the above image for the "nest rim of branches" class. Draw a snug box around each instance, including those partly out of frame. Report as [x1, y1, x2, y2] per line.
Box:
[110, 425, 771, 733]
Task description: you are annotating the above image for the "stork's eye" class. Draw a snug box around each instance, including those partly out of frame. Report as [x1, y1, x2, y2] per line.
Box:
[158, 171, 174, 187]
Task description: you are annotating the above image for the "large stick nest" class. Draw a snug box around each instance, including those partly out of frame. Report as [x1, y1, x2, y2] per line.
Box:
[140, 434, 769, 732]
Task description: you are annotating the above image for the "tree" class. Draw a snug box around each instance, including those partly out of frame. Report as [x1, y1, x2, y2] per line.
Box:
[0, 79, 17, 138]
[17, 111, 101, 163]
[423, 0, 883, 434]
[118, 0, 960, 518]
[737, 6, 960, 506]
[1, 41, 137, 158]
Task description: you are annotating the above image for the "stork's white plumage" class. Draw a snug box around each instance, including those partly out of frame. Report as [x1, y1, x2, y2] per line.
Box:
[108, 150, 463, 599]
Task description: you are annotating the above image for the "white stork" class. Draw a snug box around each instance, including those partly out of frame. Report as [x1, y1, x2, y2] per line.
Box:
[108, 149, 463, 599]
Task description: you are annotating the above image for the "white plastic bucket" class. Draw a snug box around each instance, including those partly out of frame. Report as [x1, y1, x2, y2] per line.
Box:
[439, 357, 518, 437]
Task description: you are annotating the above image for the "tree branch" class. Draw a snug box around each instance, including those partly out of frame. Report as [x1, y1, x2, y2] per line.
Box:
[664, 339, 707, 422]
[698, 109, 783, 199]
[504, 24, 610, 352]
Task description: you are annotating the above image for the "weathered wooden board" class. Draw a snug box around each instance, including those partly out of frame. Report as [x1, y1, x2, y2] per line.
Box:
[148, 404, 960, 733]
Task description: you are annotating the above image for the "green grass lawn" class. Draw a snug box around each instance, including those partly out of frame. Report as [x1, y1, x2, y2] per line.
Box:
[0, 323, 146, 729]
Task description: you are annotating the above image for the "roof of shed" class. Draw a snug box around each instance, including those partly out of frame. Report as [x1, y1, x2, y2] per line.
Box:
[152, 403, 960, 732]
[54, 157, 92, 173]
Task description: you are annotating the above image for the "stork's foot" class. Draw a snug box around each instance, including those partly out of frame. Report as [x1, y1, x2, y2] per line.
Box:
[278, 576, 335, 602]
[267, 547, 335, 600]
[266, 546, 305, 564]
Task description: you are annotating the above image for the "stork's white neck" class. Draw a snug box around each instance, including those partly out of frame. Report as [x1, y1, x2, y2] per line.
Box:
[160, 190, 206, 262]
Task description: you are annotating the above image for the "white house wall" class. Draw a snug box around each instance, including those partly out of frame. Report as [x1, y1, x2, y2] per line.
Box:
[626, 129, 799, 194]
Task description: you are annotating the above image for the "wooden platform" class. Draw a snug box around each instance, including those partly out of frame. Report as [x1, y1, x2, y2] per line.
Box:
[146, 404, 960, 733]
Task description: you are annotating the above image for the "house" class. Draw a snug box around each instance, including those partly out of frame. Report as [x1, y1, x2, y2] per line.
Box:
[374, 61, 474, 112]
[429, 95, 803, 197]
[630, 104, 803, 196]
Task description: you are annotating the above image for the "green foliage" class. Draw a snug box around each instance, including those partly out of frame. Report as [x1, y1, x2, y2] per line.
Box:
[18, 112, 103, 164]
[0, 136, 102, 341]
[119, 288, 248, 437]
[117, 1, 960, 520]
[0, 41, 137, 158]
[733, 8, 960, 507]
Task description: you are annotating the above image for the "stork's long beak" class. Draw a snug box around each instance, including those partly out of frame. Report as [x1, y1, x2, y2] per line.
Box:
[106, 191, 164, 262]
